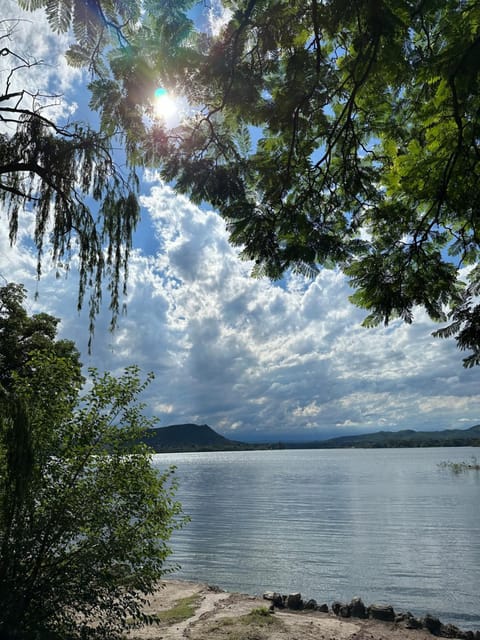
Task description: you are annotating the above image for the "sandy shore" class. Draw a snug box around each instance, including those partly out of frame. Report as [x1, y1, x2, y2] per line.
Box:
[125, 579, 472, 640]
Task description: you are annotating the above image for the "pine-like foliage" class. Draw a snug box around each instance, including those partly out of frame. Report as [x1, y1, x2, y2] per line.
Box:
[13, 0, 480, 364]
[0, 17, 140, 340]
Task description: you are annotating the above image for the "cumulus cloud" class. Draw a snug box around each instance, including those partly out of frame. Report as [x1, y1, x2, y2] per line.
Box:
[2, 177, 479, 442]
[1, 0, 83, 124]
[1, 3, 478, 442]
[206, 0, 233, 36]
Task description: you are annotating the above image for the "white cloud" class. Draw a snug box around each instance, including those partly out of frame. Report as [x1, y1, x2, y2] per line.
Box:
[2, 182, 480, 442]
[1, 1, 83, 125]
[206, 0, 233, 36]
[1, 2, 478, 443]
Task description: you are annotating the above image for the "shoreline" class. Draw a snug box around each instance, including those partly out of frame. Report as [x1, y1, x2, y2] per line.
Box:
[126, 579, 479, 640]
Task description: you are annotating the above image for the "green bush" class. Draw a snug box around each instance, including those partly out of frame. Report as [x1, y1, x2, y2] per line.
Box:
[0, 355, 184, 639]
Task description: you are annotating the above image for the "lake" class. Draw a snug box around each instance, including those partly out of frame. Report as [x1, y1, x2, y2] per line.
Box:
[153, 447, 480, 630]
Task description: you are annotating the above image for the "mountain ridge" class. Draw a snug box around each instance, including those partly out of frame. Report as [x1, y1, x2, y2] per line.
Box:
[288, 423, 480, 449]
[142, 423, 255, 452]
[142, 423, 480, 452]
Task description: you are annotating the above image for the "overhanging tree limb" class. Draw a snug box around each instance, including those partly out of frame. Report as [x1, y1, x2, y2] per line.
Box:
[0, 28, 140, 344]
[9, 0, 480, 364]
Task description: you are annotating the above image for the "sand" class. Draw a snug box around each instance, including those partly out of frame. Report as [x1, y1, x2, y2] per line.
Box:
[125, 579, 466, 640]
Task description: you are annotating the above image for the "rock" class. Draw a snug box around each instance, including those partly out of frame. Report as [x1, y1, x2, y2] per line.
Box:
[286, 592, 303, 610]
[369, 604, 395, 622]
[395, 612, 409, 625]
[317, 603, 329, 613]
[332, 601, 350, 617]
[331, 601, 343, 615]
[274, 593, 285, 608]
[304, 599, 318, 610]
[350, 597, 367, 619]
[397, 612, 423, 629]
[423, 614, 443, 636]
[207, 584, 224, 593]
[263, 592, 284, 608]
[440, 623, 463, 638]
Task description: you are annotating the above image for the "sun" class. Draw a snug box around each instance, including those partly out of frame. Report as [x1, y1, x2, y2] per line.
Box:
[154, 87, 177, 121]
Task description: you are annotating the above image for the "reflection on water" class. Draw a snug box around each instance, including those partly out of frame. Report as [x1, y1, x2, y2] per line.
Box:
[153, 447, 480, 630]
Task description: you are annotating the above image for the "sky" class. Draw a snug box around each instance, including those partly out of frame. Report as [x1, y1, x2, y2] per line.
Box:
[1, 1, 479, 443]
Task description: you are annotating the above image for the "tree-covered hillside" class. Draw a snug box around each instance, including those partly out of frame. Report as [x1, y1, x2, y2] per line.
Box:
[142, 423, 251, 452]
[143, 423, 480, 452]
[289, 425, 480, 449]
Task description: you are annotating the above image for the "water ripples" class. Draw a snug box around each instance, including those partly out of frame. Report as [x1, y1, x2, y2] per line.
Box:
[154, 447, 480, 630]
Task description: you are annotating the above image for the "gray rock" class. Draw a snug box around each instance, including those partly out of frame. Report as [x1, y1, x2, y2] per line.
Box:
[304, 599, 318, 610]
[331, 601, 343, 615]
[350, 597, 367, 619]
[207, 584, 223, 593]
[317, 603, 329, 613]
[398, 612, 423, 629]
[286, 592, 303, 610]
[332, 601, 350, 617]
[369, 604, 395, 622]
[263, 592, 284, 608]
[440, 623, 463, 638]
[423, 614, 442, 635]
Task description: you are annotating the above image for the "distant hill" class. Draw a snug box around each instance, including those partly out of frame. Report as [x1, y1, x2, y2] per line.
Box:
[142, 423, 255, 452]
[288, 424, 480, 449]
[142, 423, 480, 452]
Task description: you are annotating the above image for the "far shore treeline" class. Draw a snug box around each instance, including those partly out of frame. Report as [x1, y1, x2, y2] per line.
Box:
[141, 423, 480, 453]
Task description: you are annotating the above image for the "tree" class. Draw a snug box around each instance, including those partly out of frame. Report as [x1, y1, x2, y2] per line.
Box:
[12, 0, 480, 365]
[0, 14, 140, 339]
[0, 282, 82, 392]
[0, 287, 183, 639]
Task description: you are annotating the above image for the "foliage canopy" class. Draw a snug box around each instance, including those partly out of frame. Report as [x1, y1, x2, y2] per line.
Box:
[0, 14, 140, 339]
[0, 284, 183, 639]
[0, 282, 82, 392]
[10, 0, 480, 364]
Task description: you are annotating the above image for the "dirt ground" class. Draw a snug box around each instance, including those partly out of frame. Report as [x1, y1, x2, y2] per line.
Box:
[126, 579, 460, 640]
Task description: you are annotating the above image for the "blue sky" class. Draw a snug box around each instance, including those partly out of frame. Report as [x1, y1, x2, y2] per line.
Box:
[1, 0, 480, 442]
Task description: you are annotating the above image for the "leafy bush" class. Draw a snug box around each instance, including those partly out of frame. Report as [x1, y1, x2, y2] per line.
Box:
[0, 355, 184, 639]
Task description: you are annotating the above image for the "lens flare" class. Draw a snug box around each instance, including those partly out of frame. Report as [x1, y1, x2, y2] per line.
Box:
[154, 87, 177, 120]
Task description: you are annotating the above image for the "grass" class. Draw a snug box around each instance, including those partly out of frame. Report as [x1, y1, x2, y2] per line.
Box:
[206, 606, 283, 640]
[439, 456, 480, 474]
[151, 593, 201, 624]
[243, 607, 278, 624]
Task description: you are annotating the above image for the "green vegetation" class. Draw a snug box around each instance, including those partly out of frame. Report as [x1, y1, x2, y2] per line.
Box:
[0, 283, 83, 392]
[4, 0, 480, 362]
[207, 606, 282, 640]
[146, 423, 480, 452]
[144, 423, 247, 452]
[0, 284, 184, 639]
[243, 607, 277, 622]
[0, 19, 139, 337]
[439, 457, 480, 474]
[152, 594, 201, 624]
[299, 425, 480, 449]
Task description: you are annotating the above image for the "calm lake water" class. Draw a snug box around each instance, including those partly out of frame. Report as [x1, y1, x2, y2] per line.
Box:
[153, 447, 480, 630]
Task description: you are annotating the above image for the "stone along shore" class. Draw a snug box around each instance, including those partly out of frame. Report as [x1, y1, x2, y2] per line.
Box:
[262, 590, 480, 638]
